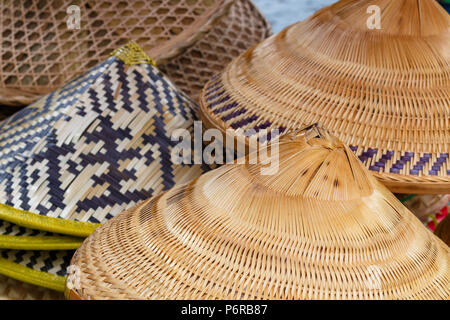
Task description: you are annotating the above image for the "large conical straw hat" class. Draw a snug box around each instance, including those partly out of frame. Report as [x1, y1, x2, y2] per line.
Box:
[0, 43, 211, 238]
[0, 0, 271, 106]
[199, 0, 450, 194]
[68, 125, 449, 300]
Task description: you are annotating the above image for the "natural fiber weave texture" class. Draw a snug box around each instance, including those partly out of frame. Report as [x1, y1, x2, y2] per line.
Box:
[0, 220, 53, 238]
[0, 219, 84, 250]
[0, 0, 271, 105]
[0, 43, 211, 235]
[157, 0, 272, 103]
[69, 125, 450, 300]
[199, 0, 450, 194]
[0, 274, 63, 300]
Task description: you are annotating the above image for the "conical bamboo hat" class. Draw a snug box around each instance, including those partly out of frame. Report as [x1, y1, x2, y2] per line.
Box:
[0, 43, 211, 238]
[68, 125, 450, 300]
[199, 0, 450, 194]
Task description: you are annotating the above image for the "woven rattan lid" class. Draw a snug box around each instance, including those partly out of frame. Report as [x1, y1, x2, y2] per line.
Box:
[0, 43, 211, 237]
[69, 125, 450, 300]
[0, 0, 271, 105]
[199, 0, 450, 194]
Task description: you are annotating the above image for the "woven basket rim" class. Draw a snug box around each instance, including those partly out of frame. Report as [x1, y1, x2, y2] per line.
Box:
[151, 0, 273, 64]
[149, 0, 234, 63]
[199, 93, 450, 194]
[198, 0, 450, 194]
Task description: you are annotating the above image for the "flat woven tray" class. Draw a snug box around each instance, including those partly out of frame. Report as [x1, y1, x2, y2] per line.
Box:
[0, 0, 271, 106]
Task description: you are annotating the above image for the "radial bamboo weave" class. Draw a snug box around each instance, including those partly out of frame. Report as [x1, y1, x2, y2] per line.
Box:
[199, 0, 450, 194]
[0, 0, 271, 106]
[68, 125, 450, 300]
[0, 274, 63, 300]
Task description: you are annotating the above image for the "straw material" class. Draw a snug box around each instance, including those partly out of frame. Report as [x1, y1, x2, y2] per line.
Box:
[199, 0, 450, 194]
[157, 0, 272, 102]
[0, 274, 63, 300]
[0, 43, 211, 237]
[0, 0, 271, 106]
[69, 125, 450, 300]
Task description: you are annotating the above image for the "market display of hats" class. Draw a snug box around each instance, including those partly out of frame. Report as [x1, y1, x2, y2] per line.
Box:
[0, 274, 63, 300]
[0, 42, 211, 239]
[0, 0, 271, 106]
[199, 0, 450, 194]
[68, 124, 449, 300]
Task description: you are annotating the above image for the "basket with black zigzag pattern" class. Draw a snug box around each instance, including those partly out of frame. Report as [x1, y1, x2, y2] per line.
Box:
[199, 0, 450, 194]
[0, 42, 212, 291]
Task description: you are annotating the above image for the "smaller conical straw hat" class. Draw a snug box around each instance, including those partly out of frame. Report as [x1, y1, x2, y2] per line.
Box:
[199, 0, 450, 194]
[68, 124, 450, 300]
[0, 43, 211, 238]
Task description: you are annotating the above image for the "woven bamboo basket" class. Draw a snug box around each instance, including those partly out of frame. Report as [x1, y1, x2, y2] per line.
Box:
[199, 0, 450, 194]
[0, 43, 211, 239]
[0, 0, 271, 106]
[0, 274, 63, 300]
[68, 125, 450, 300]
